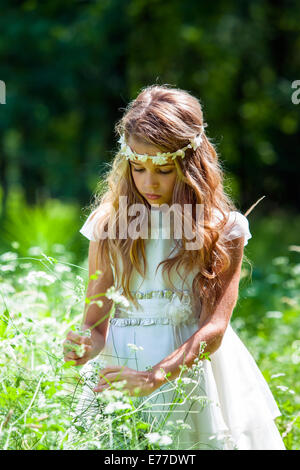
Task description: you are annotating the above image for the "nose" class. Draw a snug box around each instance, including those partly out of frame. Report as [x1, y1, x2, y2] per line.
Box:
[143, 171, 160, 191]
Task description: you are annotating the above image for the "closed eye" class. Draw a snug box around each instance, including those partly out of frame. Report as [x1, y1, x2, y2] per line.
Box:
[133, 168, 173, 174]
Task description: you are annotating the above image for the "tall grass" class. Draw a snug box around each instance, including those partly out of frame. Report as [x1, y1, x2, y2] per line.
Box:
[0, 193, 299, 449]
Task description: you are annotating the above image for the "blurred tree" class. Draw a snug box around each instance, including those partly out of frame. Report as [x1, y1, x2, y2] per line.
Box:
[0, 0, 299, 215]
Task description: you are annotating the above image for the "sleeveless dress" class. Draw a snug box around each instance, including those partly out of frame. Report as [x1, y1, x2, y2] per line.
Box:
[76, 207, 286, 450]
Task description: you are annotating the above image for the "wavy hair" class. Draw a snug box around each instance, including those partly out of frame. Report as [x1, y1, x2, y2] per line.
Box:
[85, 84, 253, 312]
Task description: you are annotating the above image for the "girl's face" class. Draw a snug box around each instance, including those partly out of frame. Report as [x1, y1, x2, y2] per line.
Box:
[128, 136, 177, 206]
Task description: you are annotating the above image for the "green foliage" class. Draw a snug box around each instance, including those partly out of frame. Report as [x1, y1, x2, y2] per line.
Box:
[0, 1, 299, 212]
[0, 196, 299, 449]
[233, 246, 300, 449]
[0, 233, 209, 450]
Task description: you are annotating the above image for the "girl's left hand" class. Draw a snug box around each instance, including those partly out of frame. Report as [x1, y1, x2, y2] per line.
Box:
[93, 365, 155, 397]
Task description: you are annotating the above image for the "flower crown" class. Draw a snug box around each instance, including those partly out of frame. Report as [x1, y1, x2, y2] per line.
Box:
[117, 125, 206, 165]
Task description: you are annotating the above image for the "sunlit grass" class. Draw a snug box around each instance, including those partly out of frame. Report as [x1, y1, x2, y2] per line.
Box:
[0, 195, 299, 449]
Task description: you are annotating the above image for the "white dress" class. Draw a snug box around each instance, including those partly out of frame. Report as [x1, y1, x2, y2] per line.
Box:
[77, 207, 286, 450]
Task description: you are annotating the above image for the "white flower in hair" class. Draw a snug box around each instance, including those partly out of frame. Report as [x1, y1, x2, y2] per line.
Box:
[175, 149, 185, 157]
[117, 125, 206, 164]
[151, 155, 169, 165]
[190, 133, 203, 150]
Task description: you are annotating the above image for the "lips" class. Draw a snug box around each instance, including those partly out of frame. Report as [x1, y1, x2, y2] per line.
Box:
[145, 194, 161, 198]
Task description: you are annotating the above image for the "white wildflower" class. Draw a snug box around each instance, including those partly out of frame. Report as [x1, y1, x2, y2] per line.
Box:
[28, 246, 42, 255]
[0, 283, 15, 294]
[292, 264, 300, 276]
[159, 435, 172, 446]
[105, 287, 130, 307]
[145, 432, 161, 444]
[266, 311, 283, 319]
[0, 251, 18, 262]
[181, 377, 194, 384]
[272, 256, 289, 265]
[276, 385, 289, 392]
[144, 432, 172, 446]
[118, 424, 132, 438]
[52, 244, 65, 254]
[103, 401, 131, 414]
[54, 264, 71, 273]
[19, 263, 32, 269]
[271, 373, 285, 379]
[24, 271, 56, 286]
[0, 264, 17, 272]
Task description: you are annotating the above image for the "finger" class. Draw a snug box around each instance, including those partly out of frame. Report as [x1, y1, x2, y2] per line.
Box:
[97, 372, 126, 385]
[64, 356, 88, 366]
[81, 336, 92, 346]
[93, 383, 113, 393]
[64, 352, 77, 360]
[66, 331, 92, 346]
[99, 365, 126, 376]
[72, 357, 89, 366]
[63, 340, 76, 351]
[63, 341, 80, 355]
[64, 341, 91, 353]
[64, 350, 85, 360]
[66, 331, 83, 345]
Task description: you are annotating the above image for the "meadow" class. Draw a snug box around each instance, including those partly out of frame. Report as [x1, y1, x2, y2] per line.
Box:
[0, 191, 299, 450]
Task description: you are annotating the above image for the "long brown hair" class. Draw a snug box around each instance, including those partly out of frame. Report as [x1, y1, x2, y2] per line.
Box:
[85, 84, 252, 311]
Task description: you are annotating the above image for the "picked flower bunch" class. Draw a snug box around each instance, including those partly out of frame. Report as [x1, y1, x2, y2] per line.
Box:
[64, 326, 92, 358]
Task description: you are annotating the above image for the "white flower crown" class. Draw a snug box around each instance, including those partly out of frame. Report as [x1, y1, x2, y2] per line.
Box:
[117, 125, 206, 165]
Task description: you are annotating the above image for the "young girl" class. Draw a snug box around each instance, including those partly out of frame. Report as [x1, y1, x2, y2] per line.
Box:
[63, 84, 285, 450]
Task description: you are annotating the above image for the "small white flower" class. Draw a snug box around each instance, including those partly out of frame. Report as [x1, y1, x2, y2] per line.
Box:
[24, 270, 56, 286]
[190, 134, 203, 150]
[181, 377, 194, 384]
[145, 432, 161, 444]
[20, 263, 32, 269]
[0, 251, 18, 262]
[106, 287, 130, 307]
[28, 246, 42, 255]
[0, 264, 16, 272]
[276, 385, 289, 392]
[103, 401, 131, 414]
[271, 373, 286, 379]
[0, 282, 15, 294]
[118, 424, 132, 438]
[266, 311, 283, 319]
[54, 264, 71, 273]
[152, 155, 168, 165]
[159, 435, 172, 446]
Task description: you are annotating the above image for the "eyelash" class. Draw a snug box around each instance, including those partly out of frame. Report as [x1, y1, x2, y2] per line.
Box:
[133, 169, 173, 174]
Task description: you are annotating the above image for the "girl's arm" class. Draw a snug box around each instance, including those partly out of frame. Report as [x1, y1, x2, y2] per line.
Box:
[149, 235, 245, 389]
[94, 236, 245, 396]
[64, 241, 114, 365]
[82, 240, 114, 356]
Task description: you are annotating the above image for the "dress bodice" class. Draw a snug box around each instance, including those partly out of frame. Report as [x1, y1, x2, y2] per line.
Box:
[79, 206, 252, 323]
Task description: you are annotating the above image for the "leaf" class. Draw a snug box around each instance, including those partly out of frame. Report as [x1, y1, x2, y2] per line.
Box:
[0, 307, 9, 338]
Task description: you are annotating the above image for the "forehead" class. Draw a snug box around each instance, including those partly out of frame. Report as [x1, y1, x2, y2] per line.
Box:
[127, 135, 175, 167]
[130, 159, 175, 169]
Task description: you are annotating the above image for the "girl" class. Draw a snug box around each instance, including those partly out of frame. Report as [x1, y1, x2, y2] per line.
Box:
[63, 84, 285, 450]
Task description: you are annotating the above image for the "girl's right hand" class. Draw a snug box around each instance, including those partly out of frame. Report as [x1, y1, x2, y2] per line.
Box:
[63, 330, 93, 366]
